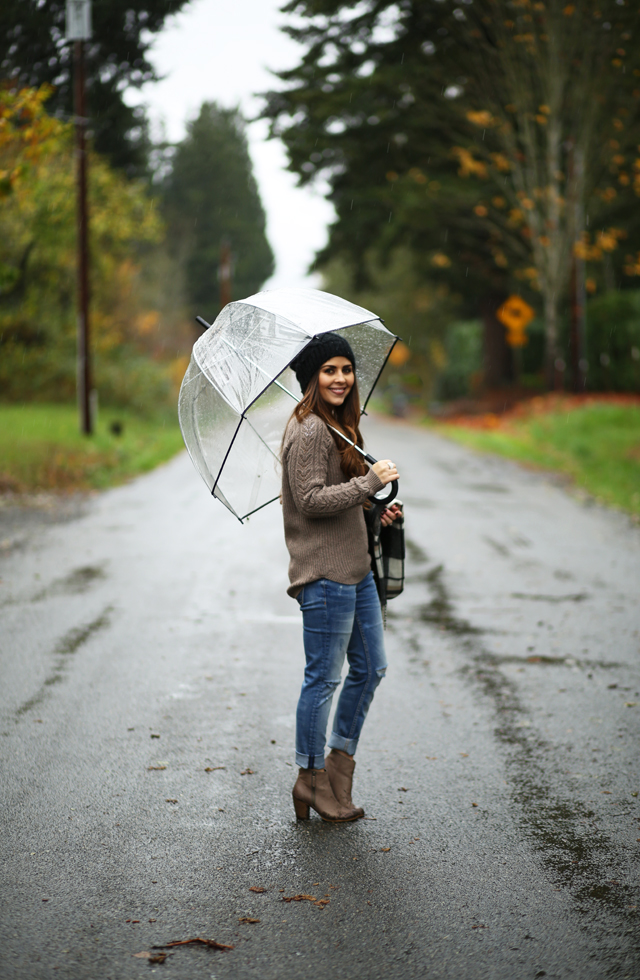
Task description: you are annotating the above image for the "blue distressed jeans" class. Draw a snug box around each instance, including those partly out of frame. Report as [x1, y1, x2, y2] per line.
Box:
[295, 572, 387, 770]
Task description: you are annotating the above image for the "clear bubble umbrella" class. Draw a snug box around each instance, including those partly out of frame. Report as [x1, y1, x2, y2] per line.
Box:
[178, 287, 398, 522]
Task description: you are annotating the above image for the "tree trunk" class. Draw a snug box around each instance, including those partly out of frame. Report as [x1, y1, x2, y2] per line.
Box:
[482, 297, 512, 388]
[543, 287, 561, 390]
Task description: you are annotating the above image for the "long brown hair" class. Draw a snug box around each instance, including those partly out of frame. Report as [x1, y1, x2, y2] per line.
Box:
[289, 367, 367, 479]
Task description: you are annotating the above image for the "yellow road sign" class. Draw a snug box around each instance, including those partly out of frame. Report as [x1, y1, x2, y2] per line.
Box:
[497, 295, 535, 347]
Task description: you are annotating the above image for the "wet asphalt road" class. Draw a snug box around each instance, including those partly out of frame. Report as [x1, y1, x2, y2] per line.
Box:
[1, 415, 639, 980]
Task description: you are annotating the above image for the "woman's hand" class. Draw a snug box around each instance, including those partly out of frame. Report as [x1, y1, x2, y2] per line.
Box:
[381, 504, 402, 527]
[372, 459, 399, 486]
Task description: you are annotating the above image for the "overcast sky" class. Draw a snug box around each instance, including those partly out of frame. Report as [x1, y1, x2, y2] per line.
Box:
[128, 0, 333, 290]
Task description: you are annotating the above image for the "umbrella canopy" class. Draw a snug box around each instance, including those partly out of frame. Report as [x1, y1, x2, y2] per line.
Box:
[178, 287, 397, 522]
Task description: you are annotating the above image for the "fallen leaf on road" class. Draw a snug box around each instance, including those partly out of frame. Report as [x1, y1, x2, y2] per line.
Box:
[150, 734, 160, 739]
[238, 917, 260, 924]
[426, 756, 437, 760]
[165, 799, 178, 804]
[380, 848, 391, 852]
[472, 802, 478, 807]
[398, 787, 408, 792]
[460, 753, 469, 757]
[625, 702, 637, 707]
[471, 924, 487, 929]
[314, 899, 330, 907]
[240, 769, 255, 776]
[601, 791, 612, 795]
[148, 766, 167, 771]
[249, 886, 266, 893]
[149, 919, 156, 923]
[132, 951, 169, 963]
[154, 938, 234, 951]
[204, 766, 225, 772]
[282, 894, 316, 903]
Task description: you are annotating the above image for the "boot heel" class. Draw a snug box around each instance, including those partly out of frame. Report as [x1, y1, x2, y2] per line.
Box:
[292, 795, 310, 820]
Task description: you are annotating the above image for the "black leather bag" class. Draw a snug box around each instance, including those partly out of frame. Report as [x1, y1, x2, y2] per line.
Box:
[364, 499, 405, 614]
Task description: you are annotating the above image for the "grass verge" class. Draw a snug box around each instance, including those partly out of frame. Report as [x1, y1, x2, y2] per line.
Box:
[435, 397, 640, 518]
[0, 403, 184, 493]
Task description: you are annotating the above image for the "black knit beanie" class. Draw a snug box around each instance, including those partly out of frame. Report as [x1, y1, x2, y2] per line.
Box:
[290, 332, 356, 394]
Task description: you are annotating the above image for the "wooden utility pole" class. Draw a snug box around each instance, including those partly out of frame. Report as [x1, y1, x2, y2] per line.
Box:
[569, 142, 587, 393]
[67, 1, 93, 434]
[219, 240, 232, 309]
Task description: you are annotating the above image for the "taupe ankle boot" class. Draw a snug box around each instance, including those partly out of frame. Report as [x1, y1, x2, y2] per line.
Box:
[292, 767, 361, 822]
[325, 749, 364, 818]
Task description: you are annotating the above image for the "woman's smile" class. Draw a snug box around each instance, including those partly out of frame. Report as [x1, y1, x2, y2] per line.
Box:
[318, 356, 355, 406]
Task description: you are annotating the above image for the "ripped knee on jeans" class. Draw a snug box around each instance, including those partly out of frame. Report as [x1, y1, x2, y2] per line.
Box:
[376, 665, 387, 680]
[324, 677, 341, 690]
[317, 677, 341, 704]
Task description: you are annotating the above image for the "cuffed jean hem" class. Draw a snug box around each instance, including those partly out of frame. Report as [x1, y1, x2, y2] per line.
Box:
[295, 751, 326, 770]
[327, 732, 359, 756]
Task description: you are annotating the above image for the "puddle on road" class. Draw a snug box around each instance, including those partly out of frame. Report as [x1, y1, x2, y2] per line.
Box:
[511, 591, 589, 603]
[484, 652, 626, 672]
[13, 606, 112, 719]
[467, 482, 510, 493]
[396, 539, 640, 939]
[0, 563, 107, 609]
[484, 536, 511, 557]
[396, 543, 482, 637]
[33, 564, 106, 602]
[415, 565, 483, 637]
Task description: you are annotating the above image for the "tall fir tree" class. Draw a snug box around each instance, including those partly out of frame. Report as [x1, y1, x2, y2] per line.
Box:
[163, 103, 274, 322]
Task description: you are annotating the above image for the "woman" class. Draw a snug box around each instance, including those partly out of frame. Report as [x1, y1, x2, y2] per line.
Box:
[281, 332, 400, 823]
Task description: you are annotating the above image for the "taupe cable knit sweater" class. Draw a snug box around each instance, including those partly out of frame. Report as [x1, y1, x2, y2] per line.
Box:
[281, 413, 384, 597]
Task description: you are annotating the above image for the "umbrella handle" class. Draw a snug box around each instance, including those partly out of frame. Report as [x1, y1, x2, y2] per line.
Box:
[372, 479, 399, 506]
[364, 453, 399, 506]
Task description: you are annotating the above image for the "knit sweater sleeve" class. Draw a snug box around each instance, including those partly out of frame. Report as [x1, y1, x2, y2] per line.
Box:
[285, 414, 384, 518]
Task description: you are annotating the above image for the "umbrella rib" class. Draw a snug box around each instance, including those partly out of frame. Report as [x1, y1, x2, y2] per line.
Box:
[218, 331, 383, 471]
[240, 493, 282, 522]
[211, 414, 243, 505]
[362, 336, 399, 413]
[242, 414, 281, 460]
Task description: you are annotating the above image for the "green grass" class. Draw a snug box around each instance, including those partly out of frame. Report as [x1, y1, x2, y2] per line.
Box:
[0, 403, 184, 492]
[438, 403, 640, 516]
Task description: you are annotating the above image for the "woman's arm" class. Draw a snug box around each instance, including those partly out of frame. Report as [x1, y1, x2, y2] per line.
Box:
[286, 415, 384, 518]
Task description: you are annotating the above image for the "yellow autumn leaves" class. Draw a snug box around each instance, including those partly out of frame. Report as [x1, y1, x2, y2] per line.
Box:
[0, 85, 163, 358]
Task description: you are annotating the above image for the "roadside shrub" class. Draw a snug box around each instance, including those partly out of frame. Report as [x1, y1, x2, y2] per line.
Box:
[436, 320, 483, 400]
[585, 291, 640, 391]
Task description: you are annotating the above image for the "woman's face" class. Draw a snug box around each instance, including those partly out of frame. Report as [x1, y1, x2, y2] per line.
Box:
[317, 356, 355, 407]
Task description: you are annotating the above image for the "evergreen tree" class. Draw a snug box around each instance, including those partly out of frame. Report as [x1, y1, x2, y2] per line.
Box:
[0, 0, 190, 176]
[261, 0, 640, 382]
[163, 103, 274, 322]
